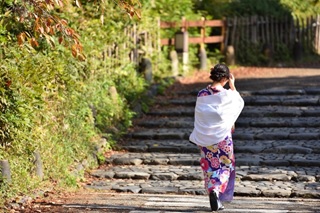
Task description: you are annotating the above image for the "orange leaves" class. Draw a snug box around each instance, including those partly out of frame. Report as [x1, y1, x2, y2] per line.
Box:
[71, 44, 80, 57]
[15, 1, 85, 60]
[45, 18, 55, 35]
[117, 0, 141, 19]
[71, 43, 86, 61]
[17, 32, 38, 48]
[30, 38, 39, 47]
[60, 19, 68, 26]
[46, 18, 54, 26]
[17, 33, 26, 46]
[64, 27, 74, 36]
[17, 32, 39, 48]
[14, 0, 142, 60]
[58, 36, 63, 44]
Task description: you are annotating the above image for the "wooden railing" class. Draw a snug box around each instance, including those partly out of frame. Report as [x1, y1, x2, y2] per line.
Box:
[159, 17, 226, 51]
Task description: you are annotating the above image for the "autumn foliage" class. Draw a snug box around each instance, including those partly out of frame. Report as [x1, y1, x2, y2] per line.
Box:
[11, 0, 141, 60]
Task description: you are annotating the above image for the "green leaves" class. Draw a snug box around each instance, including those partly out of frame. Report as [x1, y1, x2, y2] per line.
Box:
[0, 0, 168, 206]
[280, 0, 320, 19]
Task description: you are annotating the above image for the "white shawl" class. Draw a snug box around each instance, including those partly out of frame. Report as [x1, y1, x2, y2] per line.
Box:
[189, 88, 244, 146]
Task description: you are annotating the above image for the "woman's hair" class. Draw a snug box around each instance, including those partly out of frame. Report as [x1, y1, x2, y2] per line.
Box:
[209, 64, 230, 82]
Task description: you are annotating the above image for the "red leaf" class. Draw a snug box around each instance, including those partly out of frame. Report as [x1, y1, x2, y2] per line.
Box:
[30, 38, 39, 47]
[6, 80, 11, 88]
[58, 37, 63, 44]
[17, 33, 26, 45]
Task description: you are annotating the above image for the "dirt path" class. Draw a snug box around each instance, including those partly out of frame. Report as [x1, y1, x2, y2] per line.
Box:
[175, 67, 320, 91]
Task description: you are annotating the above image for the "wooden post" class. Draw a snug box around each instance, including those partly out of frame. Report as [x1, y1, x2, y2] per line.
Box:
[234, 17, 240, 53]
[240, 17, 244, 44]
[133, 24, 138, 65]
[303, 18, 307, 51]
[293, 18, 302, 61]
[284, 16, 289, 46]
[289, 16, 295, 48]
[275, 17, 279, 44]
[34, 151, 44, 180]
[199, 17, 207, 71]
[306, 17, 311, 51]
[246, 17, 249, 42]
[181, 17, 189, 74]
[200, 17, 205, 50]
[270, 16, 275, 51]
[231, 17, 237, 47]
[251, 16, 257, 44]
[315, 15, 320, 54]
[266, 16, 270, 45]
[280, 17, 284, 44]
[0, 160, 11, 183]
[225, 45, 235, 66]
[220, 17, 226, 52]
[224, 18, 230, 49]
[260, 16, 265, 44]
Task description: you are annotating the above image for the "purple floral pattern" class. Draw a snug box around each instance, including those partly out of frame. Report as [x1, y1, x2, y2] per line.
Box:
[197, 85, 221, 97]
[199, 134, 235, 202]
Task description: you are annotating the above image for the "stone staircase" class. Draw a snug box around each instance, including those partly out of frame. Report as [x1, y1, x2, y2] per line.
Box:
[87, 79, 320, 198]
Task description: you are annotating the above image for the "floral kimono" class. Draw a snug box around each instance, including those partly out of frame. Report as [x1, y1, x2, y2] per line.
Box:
[189, 85, 244, 201]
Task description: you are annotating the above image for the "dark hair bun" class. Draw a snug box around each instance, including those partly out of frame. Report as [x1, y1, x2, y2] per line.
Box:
[209, 64, 230, 82]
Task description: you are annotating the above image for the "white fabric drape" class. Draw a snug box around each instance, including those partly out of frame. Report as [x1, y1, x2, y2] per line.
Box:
[189, 88, 244, 146]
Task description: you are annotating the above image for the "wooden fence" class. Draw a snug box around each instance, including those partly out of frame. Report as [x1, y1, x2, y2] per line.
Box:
[102, 15, 320, 75]
[160, 15, 320, 62]
[226, 15, 320, 59]
[103, 25, 141, 69]
[103, 24, 160, 76]
[159, 17, 225, 52]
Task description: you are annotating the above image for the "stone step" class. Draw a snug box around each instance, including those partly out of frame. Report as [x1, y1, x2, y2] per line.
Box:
[121, 139, 199, 153]
[182, 88, 320, 96]
[104, 152, 320, 167]
[128, 127, 320, 140]
[247, 88, 320, 96]
[158, 95, 320, 107]
[121, 139, 320, 154]
[87, 165, 320, 198]
[243, 95, 320, 106]
[237, 117, 320, 127]
[146, 106, 320, 117]
[86, 179, 320, 198]
[91, 165, 319, 182]
[136, 117, 320, 128]
[233, 128, 320, 141]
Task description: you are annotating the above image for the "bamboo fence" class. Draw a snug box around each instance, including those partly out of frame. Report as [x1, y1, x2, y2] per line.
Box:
[225, 15, 320, 56]
[103, 24, 160, 73]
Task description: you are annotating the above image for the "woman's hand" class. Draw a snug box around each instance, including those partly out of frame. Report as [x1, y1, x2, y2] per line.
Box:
[229, 73, 236, 91]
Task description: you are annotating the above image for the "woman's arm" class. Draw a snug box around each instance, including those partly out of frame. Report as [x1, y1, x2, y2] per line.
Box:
[229, 73, 236, 91]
